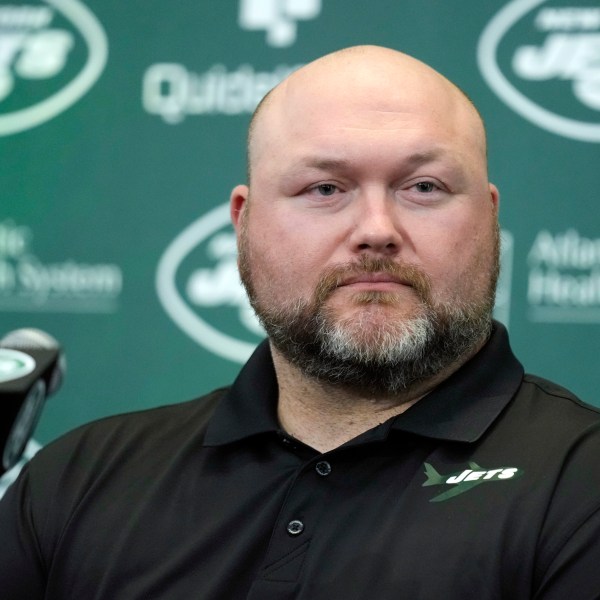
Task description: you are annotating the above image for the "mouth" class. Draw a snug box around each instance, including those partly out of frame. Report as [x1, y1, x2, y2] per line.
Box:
[339, 272, 410, 292]
[314, 258, 430, 306]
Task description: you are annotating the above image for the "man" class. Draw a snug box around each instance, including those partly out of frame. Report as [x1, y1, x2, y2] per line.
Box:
[1, 46, 599, 599]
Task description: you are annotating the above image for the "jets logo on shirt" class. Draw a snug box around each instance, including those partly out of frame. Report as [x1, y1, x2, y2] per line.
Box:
[422, 462, 523, 503]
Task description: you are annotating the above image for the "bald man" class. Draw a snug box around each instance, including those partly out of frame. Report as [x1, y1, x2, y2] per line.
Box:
[1, 46, 600, 599]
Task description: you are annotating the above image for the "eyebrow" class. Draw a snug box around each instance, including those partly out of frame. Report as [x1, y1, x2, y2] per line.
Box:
[298, 149, 451, 172]
[300, 158, 352, 171]
[404, 150, 448, 165]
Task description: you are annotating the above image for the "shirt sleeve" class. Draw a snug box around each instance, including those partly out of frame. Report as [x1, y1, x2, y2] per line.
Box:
[0, 466, 47, 599]
[533, 422, 600, 599]
[533, 506, 600, 599]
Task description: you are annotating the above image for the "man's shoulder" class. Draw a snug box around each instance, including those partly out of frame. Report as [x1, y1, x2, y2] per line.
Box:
[518, 373, 600, 422]
[67, 386, 227, 438]
[30, 387, 230, 474]
[502, 373, 600, 453]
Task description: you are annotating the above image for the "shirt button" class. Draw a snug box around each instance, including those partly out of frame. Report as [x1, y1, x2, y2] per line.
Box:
[315, 461, 332, 476]
[286, 520, 305, 536]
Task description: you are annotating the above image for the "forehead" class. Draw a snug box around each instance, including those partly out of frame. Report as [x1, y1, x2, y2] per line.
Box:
[250, 59, 485, 173]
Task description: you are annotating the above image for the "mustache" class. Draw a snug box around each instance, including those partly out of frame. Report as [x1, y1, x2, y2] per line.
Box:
[314, 256, 432, 305]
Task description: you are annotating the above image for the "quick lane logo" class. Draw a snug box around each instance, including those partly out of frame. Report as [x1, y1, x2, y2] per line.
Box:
[142, 0, 313, 123]
[238, 0, 322, 47]
[142, 63, 299, 124]
[0, 0, 107, 136]
[478, 0, 600, 142]
[423, 462, 523, 503]
[156, 203, 263, 364]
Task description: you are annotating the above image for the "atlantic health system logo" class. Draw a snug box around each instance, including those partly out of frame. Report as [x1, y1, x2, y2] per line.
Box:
[478, 0, 600, 142]
[527, 229, 600, 322]
[0, 0, 107, 136]
[0, 219, 123, 313]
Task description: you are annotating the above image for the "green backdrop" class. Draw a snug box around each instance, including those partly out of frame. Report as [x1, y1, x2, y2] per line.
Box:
[1, 0, 599, 482]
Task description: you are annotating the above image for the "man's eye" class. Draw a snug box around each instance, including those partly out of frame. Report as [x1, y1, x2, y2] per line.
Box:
[414, 181, 437, 193]
[314, 183, 338, 196]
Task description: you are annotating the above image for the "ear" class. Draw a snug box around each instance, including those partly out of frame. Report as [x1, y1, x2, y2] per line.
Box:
[230, 184, 249, 232]
[489, 183, 500, 211]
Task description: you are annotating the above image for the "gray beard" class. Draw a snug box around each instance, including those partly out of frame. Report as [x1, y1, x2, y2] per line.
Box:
[241, 254, 497, 396]
[258, 298, 493, 396]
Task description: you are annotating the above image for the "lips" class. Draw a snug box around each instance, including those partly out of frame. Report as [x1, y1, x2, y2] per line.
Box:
[340, 272, 409, 287]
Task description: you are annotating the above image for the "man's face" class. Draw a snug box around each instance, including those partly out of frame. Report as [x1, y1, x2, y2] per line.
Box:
[232, 51, 500, 394]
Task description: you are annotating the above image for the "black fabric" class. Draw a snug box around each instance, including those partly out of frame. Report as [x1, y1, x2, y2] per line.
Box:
[1, 323, 600, 599]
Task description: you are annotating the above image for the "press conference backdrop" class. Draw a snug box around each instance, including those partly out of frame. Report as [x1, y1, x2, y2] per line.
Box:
[1, 0, 599, 479]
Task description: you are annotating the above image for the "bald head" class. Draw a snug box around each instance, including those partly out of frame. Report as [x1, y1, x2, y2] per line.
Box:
[246, 45, 487, 182]
[231, 44, 500, 397]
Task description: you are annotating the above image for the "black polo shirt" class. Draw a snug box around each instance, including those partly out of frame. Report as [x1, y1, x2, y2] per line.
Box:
[1, 323, 600, 599]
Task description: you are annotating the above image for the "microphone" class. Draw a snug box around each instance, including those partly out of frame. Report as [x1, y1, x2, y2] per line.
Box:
[0, 329, 65, 475]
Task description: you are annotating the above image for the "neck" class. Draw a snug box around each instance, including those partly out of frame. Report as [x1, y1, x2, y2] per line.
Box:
[271, 343, 480, 453]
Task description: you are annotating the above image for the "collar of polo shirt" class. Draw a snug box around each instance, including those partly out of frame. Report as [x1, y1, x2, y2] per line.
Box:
[203, 321, 524, 448]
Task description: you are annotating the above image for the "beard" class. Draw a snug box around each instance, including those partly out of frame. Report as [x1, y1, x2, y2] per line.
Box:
[238, 220, 500, 397]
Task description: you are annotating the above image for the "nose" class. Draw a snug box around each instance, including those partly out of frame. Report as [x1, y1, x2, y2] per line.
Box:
[348, 188, 402, 256]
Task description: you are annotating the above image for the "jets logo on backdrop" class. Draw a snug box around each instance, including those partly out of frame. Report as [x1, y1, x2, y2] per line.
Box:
[238, 0, 322, 47]
[0, 0, 107, 136]
[478, 0, 600, 142]
[156, 203, 263, 364]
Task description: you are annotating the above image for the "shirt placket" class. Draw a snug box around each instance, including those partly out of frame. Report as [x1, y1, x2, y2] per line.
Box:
[246, 438, 334, 599]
